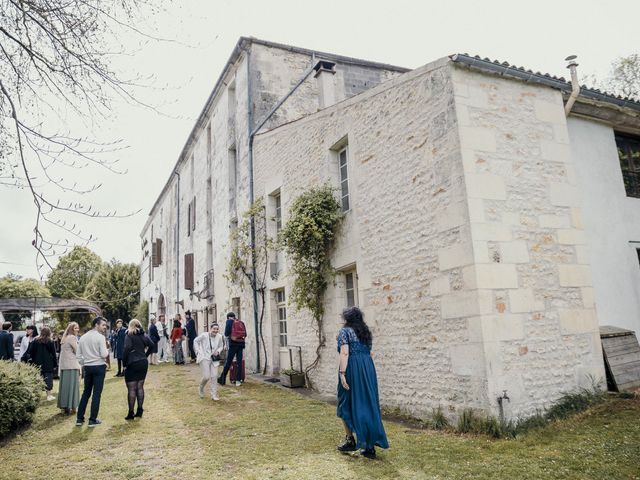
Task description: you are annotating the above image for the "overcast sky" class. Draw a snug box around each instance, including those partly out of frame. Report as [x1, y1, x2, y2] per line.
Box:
[1, 0, 639, 280]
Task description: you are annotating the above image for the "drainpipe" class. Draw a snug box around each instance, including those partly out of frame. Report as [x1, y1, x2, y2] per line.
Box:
[564, 55, 580, 116]
[174, 171, 181, 311]
[245, 47, 262, 372]
[245, 48, 318, 372]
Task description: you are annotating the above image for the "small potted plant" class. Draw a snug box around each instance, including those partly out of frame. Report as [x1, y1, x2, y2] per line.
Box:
[280, 368, 305, 388]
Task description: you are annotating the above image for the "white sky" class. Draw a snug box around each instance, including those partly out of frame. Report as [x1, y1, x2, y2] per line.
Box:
[1, 0, 639, 280]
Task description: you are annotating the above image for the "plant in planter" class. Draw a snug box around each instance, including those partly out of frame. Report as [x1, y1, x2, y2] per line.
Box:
[280, 368, 306, 388]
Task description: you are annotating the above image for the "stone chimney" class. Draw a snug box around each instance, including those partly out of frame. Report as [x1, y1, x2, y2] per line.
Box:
[314, 60, 338, 109]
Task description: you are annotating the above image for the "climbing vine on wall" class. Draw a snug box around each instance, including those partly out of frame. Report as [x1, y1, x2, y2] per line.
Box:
[226, 198, 273, 374]
[280, 184, 342, 385]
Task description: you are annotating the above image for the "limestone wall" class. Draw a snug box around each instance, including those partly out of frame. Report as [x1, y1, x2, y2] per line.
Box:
[254, 59, 493, 418]
[453, 66, 606, 417]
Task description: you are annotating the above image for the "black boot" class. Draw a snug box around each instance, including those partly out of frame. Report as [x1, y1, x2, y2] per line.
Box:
[125, 411, 135, 421]
[135, 407, 144, 418]
[337, 435, 357, 452]
[361, 447, 376, 459]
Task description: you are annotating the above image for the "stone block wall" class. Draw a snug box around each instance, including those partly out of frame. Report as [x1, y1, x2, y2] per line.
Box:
[254, 59, 495, 418]
[452, 66, 606, 417]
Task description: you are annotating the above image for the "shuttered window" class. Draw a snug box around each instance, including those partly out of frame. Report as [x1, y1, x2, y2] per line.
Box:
[151, 239, 162, 267]
[184, 253, 194, 290]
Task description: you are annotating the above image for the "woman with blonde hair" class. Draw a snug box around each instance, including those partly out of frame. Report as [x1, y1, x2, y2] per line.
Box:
[58, 322, 81, 414]
[122, 319, 153, 420]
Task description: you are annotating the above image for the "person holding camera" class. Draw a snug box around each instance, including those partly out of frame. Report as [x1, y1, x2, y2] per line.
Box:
[194, 323, 224, 401]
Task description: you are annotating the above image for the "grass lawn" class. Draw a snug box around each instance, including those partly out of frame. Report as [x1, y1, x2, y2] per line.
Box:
[0, 363, 638, 480]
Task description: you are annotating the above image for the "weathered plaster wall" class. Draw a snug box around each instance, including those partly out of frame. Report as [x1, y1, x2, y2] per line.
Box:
[567, 117, 640, 335]
[453, 66, 606, 417]
[140, 39, 407, 371]
[254, 59, 494, 418]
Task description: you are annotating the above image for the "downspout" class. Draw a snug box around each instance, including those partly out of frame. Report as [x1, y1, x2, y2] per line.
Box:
[564, 55, 580, 116]
[174, 171, 181, 310]
[245, 47, 261, 372]
[245, 48, 317, 373]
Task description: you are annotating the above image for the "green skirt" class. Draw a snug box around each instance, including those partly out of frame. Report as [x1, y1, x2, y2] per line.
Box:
[57, 369, 80, 410]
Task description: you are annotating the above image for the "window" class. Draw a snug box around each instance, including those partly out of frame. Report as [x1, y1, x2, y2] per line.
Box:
[637, 248, 640, 267]
[615, 133, 640, 198]
[276, 289, 287, 347]
[338, 147, 350, 212]
[345, 270, 358, 307]
[232, 297, 241, 321]
[275, 193, 282, 233]
[186, 197, 196, 236]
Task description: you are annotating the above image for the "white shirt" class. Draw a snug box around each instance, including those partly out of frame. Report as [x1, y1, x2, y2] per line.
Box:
[193, 332, 224, 365]
[77, 330, 108, 366]
[19, 335, 32, 359]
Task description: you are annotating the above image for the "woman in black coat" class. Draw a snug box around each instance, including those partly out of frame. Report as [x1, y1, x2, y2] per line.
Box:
[122, 319, 153, 420]
[26, 326, 58, 401]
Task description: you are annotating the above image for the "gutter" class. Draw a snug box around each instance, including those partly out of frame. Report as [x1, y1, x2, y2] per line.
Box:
[174, 171, 181, 309]
[450, 53, 640, 112]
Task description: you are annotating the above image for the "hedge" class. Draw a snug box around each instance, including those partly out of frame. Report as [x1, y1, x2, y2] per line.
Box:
[0, 360, 45, 438]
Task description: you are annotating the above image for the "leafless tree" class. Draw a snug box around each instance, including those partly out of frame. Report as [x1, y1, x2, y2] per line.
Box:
[0, 0, 163, 274]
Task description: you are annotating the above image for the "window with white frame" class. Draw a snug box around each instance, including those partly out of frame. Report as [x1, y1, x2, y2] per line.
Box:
[344, 270, 358, 308]
[276, 289, 287, 347]
[275, 193, 282, 233]
[338, 146, 350, 212]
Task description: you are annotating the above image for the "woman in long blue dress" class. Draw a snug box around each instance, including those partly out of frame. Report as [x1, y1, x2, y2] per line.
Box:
[336, 307, 389, 459]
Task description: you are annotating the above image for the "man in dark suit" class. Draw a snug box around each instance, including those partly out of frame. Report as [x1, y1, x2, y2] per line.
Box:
[185, 311, 197, 363]
[0, 321, 15, 361]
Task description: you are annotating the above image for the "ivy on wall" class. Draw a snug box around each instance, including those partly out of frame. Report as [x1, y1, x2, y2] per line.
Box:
[280, 184, 342, 385]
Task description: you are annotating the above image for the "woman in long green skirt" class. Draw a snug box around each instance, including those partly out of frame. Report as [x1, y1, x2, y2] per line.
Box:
[58, 322, 81, 414]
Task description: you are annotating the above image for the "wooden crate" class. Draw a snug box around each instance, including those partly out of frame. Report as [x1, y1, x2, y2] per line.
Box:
[600, 326, 640, 391]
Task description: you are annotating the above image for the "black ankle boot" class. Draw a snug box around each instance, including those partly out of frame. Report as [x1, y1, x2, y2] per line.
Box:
[134, 407, 144, 418]
[125, 411, 135, 421]
[361, 447, 376, 459]
[337, 435, 357, 452]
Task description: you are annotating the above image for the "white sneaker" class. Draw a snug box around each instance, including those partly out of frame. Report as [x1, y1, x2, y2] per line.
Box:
[212, 396, 220, 401]
[235, 381, 241, 387]
[198, 384, 205, 399]
[46, 394, 55, 401]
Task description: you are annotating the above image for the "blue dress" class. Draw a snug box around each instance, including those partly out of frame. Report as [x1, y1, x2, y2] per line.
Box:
[336, 327, 389, 450]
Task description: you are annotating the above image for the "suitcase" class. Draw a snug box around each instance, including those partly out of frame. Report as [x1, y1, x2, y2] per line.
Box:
[229, 359, 245, 382]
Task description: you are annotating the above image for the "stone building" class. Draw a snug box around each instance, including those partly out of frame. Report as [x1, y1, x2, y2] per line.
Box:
[140, 37, 640, 419]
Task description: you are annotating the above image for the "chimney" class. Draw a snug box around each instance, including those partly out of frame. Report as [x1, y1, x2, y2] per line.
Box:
[314, 60, 338, 109]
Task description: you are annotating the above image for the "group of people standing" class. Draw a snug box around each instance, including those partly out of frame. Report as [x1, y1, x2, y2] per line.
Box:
[1, 305, 387, 459]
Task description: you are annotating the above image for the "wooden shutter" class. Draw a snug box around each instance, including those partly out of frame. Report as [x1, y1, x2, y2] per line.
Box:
[156, 238, 163, 265]
[151, 241, 159, 267]
[184, 253, 194, 290]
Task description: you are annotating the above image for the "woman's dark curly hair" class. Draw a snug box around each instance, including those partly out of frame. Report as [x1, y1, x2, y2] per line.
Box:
[342, 307, 372, 346]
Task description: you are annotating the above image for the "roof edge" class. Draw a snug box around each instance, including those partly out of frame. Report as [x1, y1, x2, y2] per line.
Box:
[142, 37, 411, 236]
[450, 53, 640, 112]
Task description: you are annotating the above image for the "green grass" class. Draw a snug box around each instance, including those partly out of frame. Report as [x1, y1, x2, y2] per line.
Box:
[0, 364, 638, 479]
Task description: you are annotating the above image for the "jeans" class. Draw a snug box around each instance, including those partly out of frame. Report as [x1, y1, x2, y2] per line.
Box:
[188, 337, 196, 361]
[77, 364, 106, 422]
[220, 343, 244, 382]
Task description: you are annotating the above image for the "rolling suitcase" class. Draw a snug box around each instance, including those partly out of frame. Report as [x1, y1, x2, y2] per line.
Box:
[230, 359, 245, 382]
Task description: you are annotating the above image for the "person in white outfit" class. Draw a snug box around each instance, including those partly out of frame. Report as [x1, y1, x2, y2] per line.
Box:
[194, 323, 225, 401]
[19, 325, 38, 361]
[157, 316, 171, 363]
